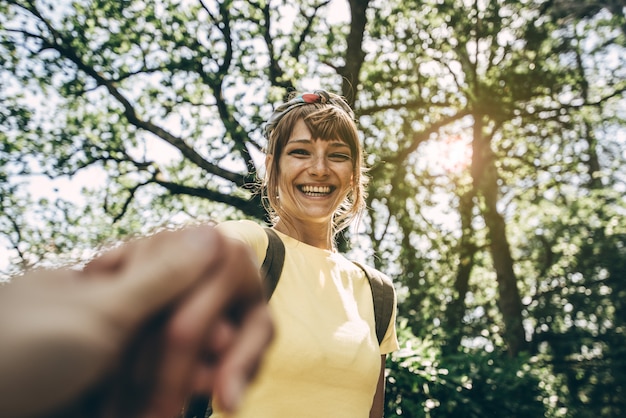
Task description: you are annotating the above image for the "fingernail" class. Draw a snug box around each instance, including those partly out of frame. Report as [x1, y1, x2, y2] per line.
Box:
[223, 375, 245, 412]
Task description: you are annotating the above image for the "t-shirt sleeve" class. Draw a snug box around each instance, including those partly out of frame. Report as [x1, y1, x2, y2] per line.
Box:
[379, 282, 400, 354]
[216, 220, 269, 267]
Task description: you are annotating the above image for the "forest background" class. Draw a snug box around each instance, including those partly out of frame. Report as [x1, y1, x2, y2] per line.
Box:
[1, 0, 625, 417]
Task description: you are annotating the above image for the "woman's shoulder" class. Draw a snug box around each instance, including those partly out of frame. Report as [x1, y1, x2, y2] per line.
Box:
[218, 219, 263, 231]
[217, 219, 267, 241]
[216, 220, 270, 263]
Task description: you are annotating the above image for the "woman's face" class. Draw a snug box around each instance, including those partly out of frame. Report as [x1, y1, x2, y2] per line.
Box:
[274, 118, 354, 228]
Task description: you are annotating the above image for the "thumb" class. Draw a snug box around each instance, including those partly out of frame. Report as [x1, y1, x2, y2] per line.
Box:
[99, 225, 225, 327]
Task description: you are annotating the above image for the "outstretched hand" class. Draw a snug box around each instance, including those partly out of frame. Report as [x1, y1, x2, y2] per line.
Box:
[0, 225, 273, 418]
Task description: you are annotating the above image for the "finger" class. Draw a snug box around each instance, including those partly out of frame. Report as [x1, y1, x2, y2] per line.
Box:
[140, 236, 265, 417]
[212, 305, 274, 413]
[190, 364, 216, 395]
[83, 244, 128, 275]
[191, 319, 238, 394]
[203, 318, 238, 362]
[109, 225, 226, 324]
[141, 272, 234, 417]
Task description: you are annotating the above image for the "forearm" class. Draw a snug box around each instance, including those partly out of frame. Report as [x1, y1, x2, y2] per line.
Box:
[0, 274, 120, 417]
[0, 303, 118, 417]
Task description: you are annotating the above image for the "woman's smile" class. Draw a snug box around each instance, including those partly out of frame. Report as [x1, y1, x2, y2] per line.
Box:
[277, 119, 354, 227]
[298, 184, 335, 197]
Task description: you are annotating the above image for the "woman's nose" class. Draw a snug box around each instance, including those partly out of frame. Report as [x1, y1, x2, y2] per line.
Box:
[308, 155, 330, 176]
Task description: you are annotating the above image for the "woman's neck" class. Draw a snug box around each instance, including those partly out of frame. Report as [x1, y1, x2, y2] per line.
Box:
[274, 220, 334, 251]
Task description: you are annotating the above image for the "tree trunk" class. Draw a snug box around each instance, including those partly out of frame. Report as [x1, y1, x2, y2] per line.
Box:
[472, 115, 527, 357]
[443, 188, 477, 354]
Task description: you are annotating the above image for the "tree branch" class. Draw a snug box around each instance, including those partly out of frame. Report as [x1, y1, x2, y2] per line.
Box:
[256, 0, 295, 91]
[338, 0, 372, 105]
[293, 0, 332, 58]
[393, 109, 473, 166]
[14, 1, 248, 187]
[154, 178, 266, 219]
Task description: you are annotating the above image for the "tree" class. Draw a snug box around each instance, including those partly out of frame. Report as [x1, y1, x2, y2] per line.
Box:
[2, 0, 625, 416]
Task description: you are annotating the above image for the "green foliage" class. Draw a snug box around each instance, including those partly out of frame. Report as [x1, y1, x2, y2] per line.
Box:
[521, 189, 626, 417]
[1, 0, 626, 416]
[386, 321, 549, 418]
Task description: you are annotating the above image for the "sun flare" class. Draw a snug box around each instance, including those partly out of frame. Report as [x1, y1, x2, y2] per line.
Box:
[425, 135, 472, 173]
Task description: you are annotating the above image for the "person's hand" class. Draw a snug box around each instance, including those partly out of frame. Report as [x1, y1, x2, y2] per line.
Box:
[0, 225, 273, 418]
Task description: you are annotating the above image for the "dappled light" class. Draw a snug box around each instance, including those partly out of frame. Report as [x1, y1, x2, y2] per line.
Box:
[1, 0, 625, 417]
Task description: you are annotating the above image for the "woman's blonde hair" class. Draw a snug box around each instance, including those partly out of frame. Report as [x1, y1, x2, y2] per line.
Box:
[262, 91, 368, 241]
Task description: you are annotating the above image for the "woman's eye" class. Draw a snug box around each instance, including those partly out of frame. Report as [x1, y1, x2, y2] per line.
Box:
[288, 148, 310, 157]
[329, 153, 351, 161]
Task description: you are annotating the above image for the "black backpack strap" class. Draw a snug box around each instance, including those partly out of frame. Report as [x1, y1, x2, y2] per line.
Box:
[261, 228, 285, 300]
[352, 261, 395, 345]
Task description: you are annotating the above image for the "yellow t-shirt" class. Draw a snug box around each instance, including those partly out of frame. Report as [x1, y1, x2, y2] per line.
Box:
[213, 220, 399, 418]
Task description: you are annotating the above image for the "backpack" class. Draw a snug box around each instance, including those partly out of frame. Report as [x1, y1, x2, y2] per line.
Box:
[184, 228, 394, 418]
[261, 228, 395, 345]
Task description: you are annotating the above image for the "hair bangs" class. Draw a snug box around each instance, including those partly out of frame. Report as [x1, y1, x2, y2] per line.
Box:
[304, 107, 359, 153]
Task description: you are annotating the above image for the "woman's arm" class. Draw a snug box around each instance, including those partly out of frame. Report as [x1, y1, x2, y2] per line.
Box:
[369, 354, 387, 418]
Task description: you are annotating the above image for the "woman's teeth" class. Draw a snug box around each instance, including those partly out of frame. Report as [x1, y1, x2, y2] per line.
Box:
[300, 185, 332, 196]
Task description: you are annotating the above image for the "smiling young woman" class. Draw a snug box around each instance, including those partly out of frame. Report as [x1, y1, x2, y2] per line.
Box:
[210, 90, 399, 418]
[263, 93, 367, 247]
[270, 119, 355, 248]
